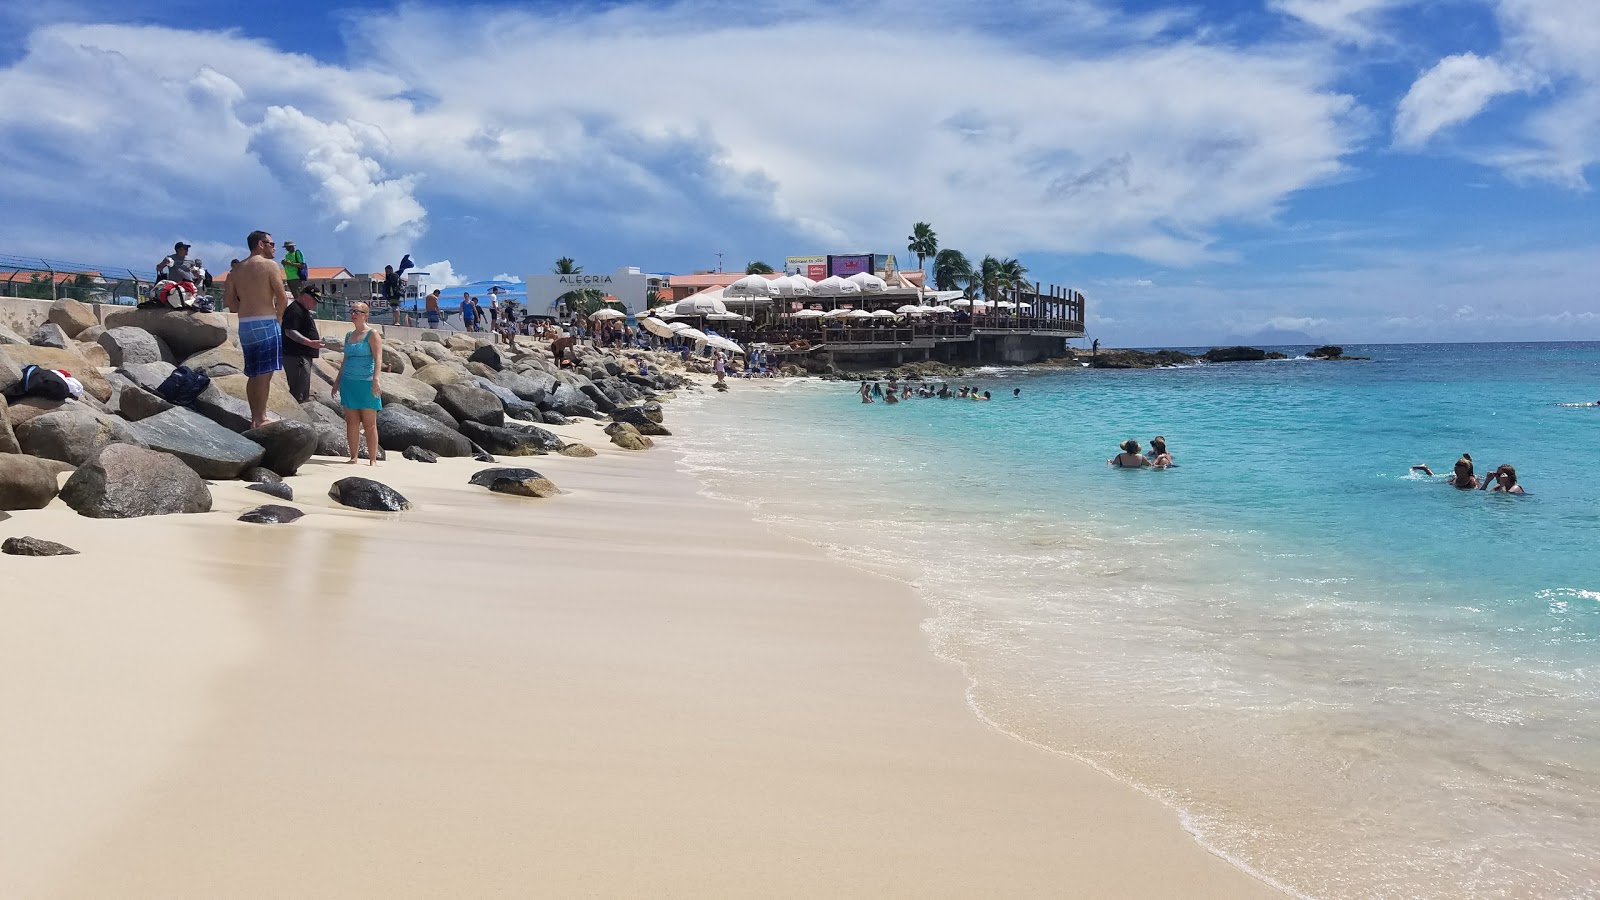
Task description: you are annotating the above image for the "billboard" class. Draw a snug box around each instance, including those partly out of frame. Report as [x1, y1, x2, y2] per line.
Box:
[785, 255, 826, 280]
[872, 254, 899, 276]
[828, 254, 872, 277]
[523, 267, 651, 314]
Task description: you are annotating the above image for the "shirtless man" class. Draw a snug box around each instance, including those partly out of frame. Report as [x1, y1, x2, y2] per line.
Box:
[222, 230, 289, 428]
[424, 289, 442, 329]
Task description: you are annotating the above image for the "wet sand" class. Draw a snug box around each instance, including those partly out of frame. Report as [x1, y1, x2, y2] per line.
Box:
[1, 415, 1282, 898]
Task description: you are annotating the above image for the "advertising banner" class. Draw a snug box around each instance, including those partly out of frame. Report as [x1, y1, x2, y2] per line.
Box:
[828, 254, 872, 277]
[785, 255, 826, 280]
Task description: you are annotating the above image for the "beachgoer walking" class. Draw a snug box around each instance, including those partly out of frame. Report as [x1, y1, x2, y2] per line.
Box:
[713, 352, 728, 386]
[424, 289, 441, 329]
[332, 302, 383, 466]
[222, 230, 288, 429]
[1484, 464, 1526, 494]
[1110, 440, 1150, 468]
[281, 285, 324, 403]
[281, 240, 307, 298]
[460, 291, 477, 333]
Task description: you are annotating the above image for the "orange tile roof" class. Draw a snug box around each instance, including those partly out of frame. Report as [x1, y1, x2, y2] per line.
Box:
[1, 270, 104, 285]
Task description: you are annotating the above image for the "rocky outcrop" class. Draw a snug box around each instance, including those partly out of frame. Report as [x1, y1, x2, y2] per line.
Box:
[605, 421, 653, 451]
[328, 477, 411, 512]
[2, 535, 80, 556]
[242, 420, 318, 476]
[101, 308, 228, 358]
[117, 384, 175, 421]
[16, 406, 144, 465]
[238, 504, 304, 524]
[0, 452, 60, 510]
[127, 407, 267, 479]
[435, 383, 505, 427]
[211, 374, 308, 423]
[30, 323, 70, 349]
[468, 466, 558, 498]
[547, 383, 599, 419]
[459, 421, 549, 456]
[374, 404, 472, 457]
[98, 327, 166, 367]
[468, 344, 503, 371]
[47, 298, 98, 338]
[1202, 346, 1279, 363]
[60, 444, 212, 518]
[610, 405, 671, 436]
[183, 344, 245, 377]
[473, 377, 542, 421]
[493, 369, 556, 403]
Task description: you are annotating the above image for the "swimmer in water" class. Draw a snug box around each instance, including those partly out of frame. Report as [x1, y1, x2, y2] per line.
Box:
[1013, 388, 1021, 398]
[1557, 400, 1600, 407]
[1412, 454, 1479, 489]
[1482, 464, 1527, 494]
[859, 381, 873, 403]
[1110, 439, 1151, 468]
[1147, 436, 1172, 468]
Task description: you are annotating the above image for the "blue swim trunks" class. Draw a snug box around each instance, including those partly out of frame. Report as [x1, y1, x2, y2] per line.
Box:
[239, 316, 282, 377]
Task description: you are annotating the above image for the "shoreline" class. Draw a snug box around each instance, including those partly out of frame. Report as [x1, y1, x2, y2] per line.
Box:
[3, 403, 1282, 897]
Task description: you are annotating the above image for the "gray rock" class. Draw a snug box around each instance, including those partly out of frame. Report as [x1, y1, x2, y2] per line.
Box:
[2, 345, 113, 402]
[181, 344, 244, 376]
[548, 383, 599, 418]
[0, 352, 21, 397]
[328, 477, 411, 512]
[241, 467, 283, 484]
[2, 536, 80, 556]
[468, 344, 503, 371]
[0, 452, 60, 510]
[16, 407, 145, 465]
[242, 420, 319, 476]
[611, 405, 671, 436]
[0, 398, 17, 455]
[469, 466, 558, 498]
[473, 451, 496, 463]
[459, 421, 550, 456]
[541, 411, 571, 426]
[402, 445, 438, 463]
[238, 504, 304, 524]
[300, 400, 344, 427]
[0, 324, 27, 346]
[247, 481, 294, 501]
[579, 383, 619, 414]
[30, 323, 70, 349]
[127, 407, 267, 479]
[375, 373, 438, 408]
[77, 324, 105, 344]
[191, 383, 254, 432]
[47, 298, 98, 338]
[97, 327, 165, 367]
[490, 368, 555, 404]
[420, 331, 443, 344]
[117, 361, 178, 395]
[605, 421, 653, 451]
[472, 377, 542, 421]
[60, 444, 212, 518]
[374, 405, 472, 457]
[435, 382, 505, 427]
[101, 308, 228, 358]
[116, 383, 174, 421]
[558, 443, 597, 458]
[313, 423, 384, 461]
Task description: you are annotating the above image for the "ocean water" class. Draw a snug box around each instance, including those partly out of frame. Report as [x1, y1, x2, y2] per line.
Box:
[671, 342, 1600, 900]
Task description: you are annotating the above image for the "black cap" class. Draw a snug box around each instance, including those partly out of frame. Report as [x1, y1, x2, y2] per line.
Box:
[298, 285, 321, 300]
[174, 241, 191, 251]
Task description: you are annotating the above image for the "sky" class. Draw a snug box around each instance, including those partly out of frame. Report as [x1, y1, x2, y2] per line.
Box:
[0, 0, 1596, 345]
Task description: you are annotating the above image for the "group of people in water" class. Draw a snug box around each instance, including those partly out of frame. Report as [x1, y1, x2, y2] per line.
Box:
[858, 379, 1021, 404]
[1411, 454, 1526, 493]
[1108, 437, 1173, 469]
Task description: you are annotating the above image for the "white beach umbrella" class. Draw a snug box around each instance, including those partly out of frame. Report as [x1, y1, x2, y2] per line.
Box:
[811, 276, 861, 297]
[706, 312, 750, 321]
[790, 274, 818, 292]
[771, 275, 811, 297]
[1018, 302, 1032, 310]
[667, 321, 692, 332]
[930, 305, 956, 313]
[896, 304, 926, 314]
[996, 301, 1016, 309]
[793, 308, 826, 319]
[949, 298, 972, 307]
[642, 317, 677, 338]
[676, 327, 709, 342]
[870, 309, 898, 318]
[672, 296, 729, 316]
[823, 308, 853, 319]
[847, 272, 888, 293]
[848, 309, 874, 319]
[725, 274, 775, 298]
[706, 335, 745, 355]
[589, 308, 626, 320]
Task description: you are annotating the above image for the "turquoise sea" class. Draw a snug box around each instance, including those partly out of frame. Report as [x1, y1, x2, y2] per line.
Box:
[673, 342, 1600, 900]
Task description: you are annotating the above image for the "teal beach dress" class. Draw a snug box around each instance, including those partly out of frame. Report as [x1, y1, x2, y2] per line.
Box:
[340, 329, 383, 411]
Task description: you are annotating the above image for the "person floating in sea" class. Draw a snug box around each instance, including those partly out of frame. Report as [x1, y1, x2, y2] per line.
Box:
[1412, 454, 1479, 489]
[1110, 439, 1151, 468]
[1013, 388, 1021, 398]
[221, 229, 288, 429]
[1147, 436, 1173, 468]
[1483, 464, 1527, 494]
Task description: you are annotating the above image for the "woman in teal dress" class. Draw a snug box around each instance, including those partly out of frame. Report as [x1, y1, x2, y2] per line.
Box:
[332, 303, 384, 465]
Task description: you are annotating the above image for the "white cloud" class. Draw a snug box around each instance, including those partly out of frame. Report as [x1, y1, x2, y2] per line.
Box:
[491, 273, 524, 283]
[1394, 53, 1532, 149]
[1271, 0, 1411, 45]
[416, 260, 468, 289]
[1264, 316, 1328, 330]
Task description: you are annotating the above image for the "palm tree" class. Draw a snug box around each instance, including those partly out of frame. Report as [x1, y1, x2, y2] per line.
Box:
[978, 255, 1005, 303]
[552, 256, 613, 316]
[745, 260, 775, 275]
[932, 249, 971, 292]
[999, 258, 1029, 296]
[907, 222, 938, 281]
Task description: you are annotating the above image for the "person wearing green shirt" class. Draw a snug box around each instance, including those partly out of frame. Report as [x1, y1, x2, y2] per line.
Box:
[281, 240, 307, 296]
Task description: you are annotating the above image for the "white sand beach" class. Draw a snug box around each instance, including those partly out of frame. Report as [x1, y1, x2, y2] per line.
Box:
[1, 414, 1281, 898]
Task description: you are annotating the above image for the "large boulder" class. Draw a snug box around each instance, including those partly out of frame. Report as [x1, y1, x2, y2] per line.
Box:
[60, 444, 212, 518]
[468, 344, 503, 371]
[191, 383, 255, 432]
[47, 298, 98, 338]
[238, 504, 304, 525]
[117, 384, 175, 421]
[381, 345, 411, 375]
[241, 420, 318, 476]
[2, 536, 80, 556]
[16, 407, 144, 465]
[77, 324, 105, 344]
[0, 324, 26, 345]
[211, 373, 309, 423]
[468, 466, 558, 498]
[473, 377, 542, 421]
[117, 360, 177, 395]
[459, 421, 549, 456]
[0, 398, 16, 455]
[547, 383, 599, 419]
[78, 342, 111, 369]
[611, 405, 671, 436]
[445, 334, 477, 353]
[30, 323, 70, 349]
[579, 383, 619, 414]
[491, 368, 555, 403]
[328, 477, 411, 512]
[376, 373, 438, 409]
[605, 421, 653, 451]
[412, 363, 465, 389]
[4, 396, 66, 430]
[0, 452, 59, 509]
[101, 308, 228, 358]
[509, 422, 566, 452]
[127, 407, 267, 479]
[1, 345, 112, 402]
[183, 344, 245, 377]
[97, 326, 165, 367]
[374, 405, 472, 457]
[1203, 346, 1269, 363]
[435, 382, 505, 427]
[313, 424, 384, 461]
[0, 351, 21, 396]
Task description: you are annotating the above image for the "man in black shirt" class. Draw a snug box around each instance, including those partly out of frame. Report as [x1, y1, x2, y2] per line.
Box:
[281, 286, 324, 402]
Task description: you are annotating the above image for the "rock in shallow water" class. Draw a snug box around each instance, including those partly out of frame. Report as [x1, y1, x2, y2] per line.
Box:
[557, 443, 597, 458]
[468, 466, 558, 498]
[247, 481, 294, 501]
[238, 504, 304, 524]
[327, 477, 411, 512]
[2, 535, 79, 556]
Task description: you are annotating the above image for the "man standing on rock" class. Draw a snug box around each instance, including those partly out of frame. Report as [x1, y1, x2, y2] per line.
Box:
[223, 230, 288, 428]
[281, 285, 323, 403]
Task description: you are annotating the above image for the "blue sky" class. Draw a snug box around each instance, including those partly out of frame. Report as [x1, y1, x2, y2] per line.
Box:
[0, 0, 1596, 344]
